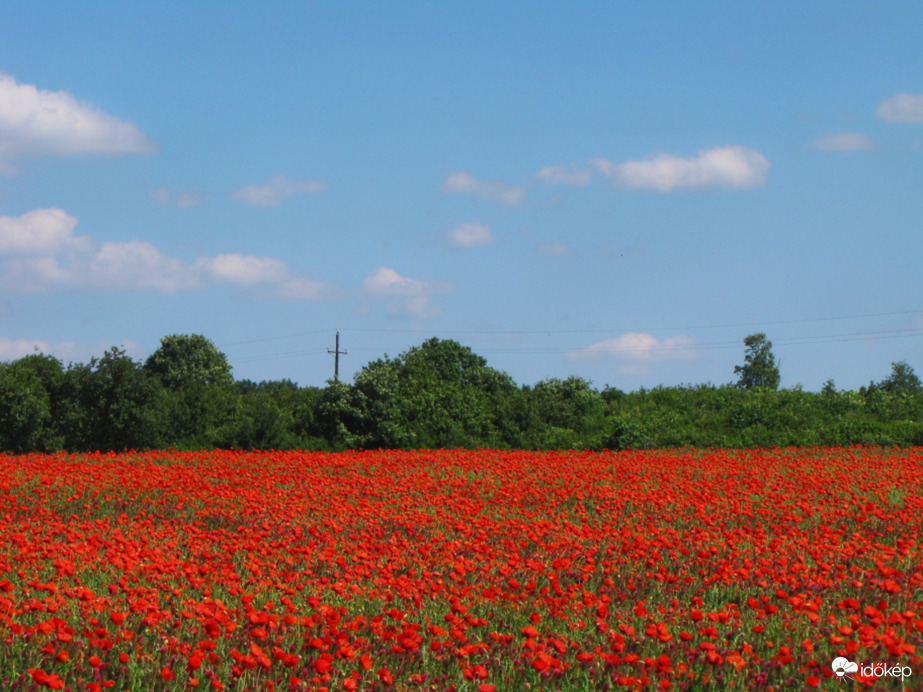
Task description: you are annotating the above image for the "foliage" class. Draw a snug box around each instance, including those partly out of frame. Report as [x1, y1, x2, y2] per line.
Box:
[601, 417, 647, 450]
[0, 355, 62, 452]
[873, 360, 923, 397]
[72, 347, 168, 451]
[0, 335, 920, 452]
[325, 338, 519, 449]
[734, 332, 781, 390]
[524, 377, 606, 449]
[144, 333, 233, 390]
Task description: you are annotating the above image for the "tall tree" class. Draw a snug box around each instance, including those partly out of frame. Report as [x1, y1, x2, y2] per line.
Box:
[71, 347, 167, 451]
[874, 361, 922, 397]
[143, 335, 234, 447]
[734, 332, 780, 390]
[391, 338, 516, 448]
[144, 334, 233, 390]
[0, 355, 63, 452]
[327, 338, 517, 449]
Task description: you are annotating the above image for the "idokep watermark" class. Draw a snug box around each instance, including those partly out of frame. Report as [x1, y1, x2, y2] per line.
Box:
[832, 657, 913, 683]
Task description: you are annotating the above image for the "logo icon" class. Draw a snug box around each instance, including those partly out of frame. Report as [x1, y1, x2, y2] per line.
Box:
[832, 657, 858, 679]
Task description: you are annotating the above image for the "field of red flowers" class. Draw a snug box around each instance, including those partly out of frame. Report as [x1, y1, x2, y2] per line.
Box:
[0, 447, 921, 691]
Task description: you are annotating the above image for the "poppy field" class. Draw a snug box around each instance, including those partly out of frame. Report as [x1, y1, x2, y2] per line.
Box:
[1, 447, 921, 691]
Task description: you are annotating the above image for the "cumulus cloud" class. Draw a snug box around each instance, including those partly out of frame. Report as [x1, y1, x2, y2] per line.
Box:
[535, 164, 591, 186]
[233, 174, 328, 206]
[0, 208, 333, 298]
[568, 333, 697, 362]
[363, 267, 451, 318]
[3, 243, 196, 292]
[0, 73, 154, 170]
[195, 253, 287, 285]
[150, 186, 207, 209]
[2, 256, 71, 291]
[85, 240, 194, 292]
[593, 146, 770, 192]
[448, 222, 493, 248]
[810, 132, 876, 151]
[876, 93, 923, 123]
[442, 172, 526, 206]
[0, 208, 93, 255]
[364, 267, 429, 296]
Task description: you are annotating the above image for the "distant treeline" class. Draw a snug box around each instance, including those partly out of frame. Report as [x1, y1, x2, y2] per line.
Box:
[1, 334, 921, 453]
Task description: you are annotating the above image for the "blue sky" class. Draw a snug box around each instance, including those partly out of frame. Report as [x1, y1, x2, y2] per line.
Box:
[0, 2, 921, 390]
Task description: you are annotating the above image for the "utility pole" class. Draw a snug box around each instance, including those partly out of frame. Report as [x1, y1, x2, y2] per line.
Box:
[327, 330, 347, 382]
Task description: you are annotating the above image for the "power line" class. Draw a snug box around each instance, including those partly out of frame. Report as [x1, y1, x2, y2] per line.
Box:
[341, 308, 923, 337]
[234, 349, 329, 364]
[229, 326, 922, 365]
[223, 308, 922, 350]
[224, 328, 330, 347]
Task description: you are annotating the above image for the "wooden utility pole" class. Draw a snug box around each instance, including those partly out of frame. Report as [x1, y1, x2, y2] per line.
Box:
[327, 330, 347, 381]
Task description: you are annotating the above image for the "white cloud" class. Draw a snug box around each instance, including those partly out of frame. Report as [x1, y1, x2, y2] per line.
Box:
[442, 172, 526, 206]
[195, 253, 287, 285]
[4, 241, 322, 295]
[364, 267, 428, 296]
[233, 174, 328, 206]
[810, 132, 876, 151]
[594, 146, 770, 192]
[3, 256, 75, 291]
[151, 186, 206, 209]
[536, 241, 573, 257]
[0, 207, 334, 299]
[448, 222, 493, 248]
[87, 240, 195, 292]
[568, 333, 697, 361]
[0, 208, 93, 255]
[535, 164, 591, 186]
[363, 267, 451, 318]
[876, 93, 923, 123]
[0, 72, 154, 169]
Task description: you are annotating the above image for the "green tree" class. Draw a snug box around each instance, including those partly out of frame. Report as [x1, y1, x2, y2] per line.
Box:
[874, 361, 922, 397]
[214, 391, 298, 450]
[352, 355, 413, 448]
[314, 379, 372, 450]
[321, 338, 517, 449]
[527, 376, 606, 448]
[144, 334, 233, 390]
[143, 335, 234, 447]
[601, 417, 647, 451]
[734, 332, 780, 390]
[63, 347, 167, 451]
[390, 338, 516, 448]
[0, 355, 64, 452]
[213, 379, 319, 450]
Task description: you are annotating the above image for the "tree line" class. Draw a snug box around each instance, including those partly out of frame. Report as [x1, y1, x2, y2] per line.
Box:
[0, 333, 920, 453]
